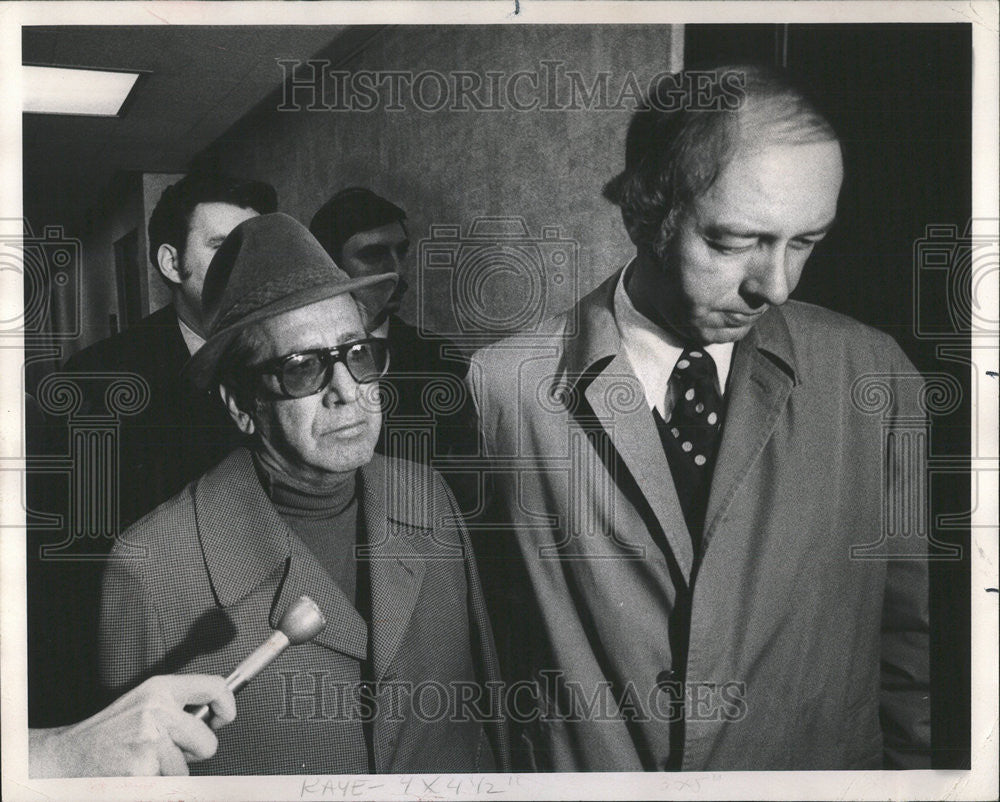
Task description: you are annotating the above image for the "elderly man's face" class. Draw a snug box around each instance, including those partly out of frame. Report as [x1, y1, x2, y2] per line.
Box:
[239, 294, 382, 482]
[642, 138, 843, 344]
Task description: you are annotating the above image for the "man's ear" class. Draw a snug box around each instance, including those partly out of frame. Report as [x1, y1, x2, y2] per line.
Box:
[157, 243, 183, 285]
[218, 383, 255, 436]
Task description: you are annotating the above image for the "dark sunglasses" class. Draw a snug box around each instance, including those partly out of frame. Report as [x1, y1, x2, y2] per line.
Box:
[249, 337, 389, 399]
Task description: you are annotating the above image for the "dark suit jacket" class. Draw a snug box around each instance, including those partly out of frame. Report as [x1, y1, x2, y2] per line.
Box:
[61, 304, 244, 530]
[469, 270, 930, 771]
[99, 448, 509, 775]
[378, 314, 478, 510]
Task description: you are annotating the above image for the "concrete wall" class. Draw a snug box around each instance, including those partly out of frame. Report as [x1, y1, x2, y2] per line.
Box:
[199, 25, 680, 349]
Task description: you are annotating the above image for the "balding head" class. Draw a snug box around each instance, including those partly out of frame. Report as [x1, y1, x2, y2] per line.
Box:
[604, 64, 840, 258]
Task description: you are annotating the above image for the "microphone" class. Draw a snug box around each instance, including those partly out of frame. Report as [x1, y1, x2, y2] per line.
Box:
[186, 595, 327, 722]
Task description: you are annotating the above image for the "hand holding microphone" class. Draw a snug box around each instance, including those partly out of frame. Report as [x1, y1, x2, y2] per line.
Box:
[29, 596, 327, 776]
[30, 674, 237, 777]
[186, 595, 327, 722]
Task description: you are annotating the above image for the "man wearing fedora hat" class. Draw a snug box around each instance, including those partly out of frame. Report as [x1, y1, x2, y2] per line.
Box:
[97, 213, 507, 775]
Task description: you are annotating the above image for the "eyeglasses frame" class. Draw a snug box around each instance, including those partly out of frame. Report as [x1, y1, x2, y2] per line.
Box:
[246, 336, 390, 400]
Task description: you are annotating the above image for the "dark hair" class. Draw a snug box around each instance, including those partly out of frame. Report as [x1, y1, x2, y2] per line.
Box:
[603, 64, 838, 257]
[147, 172, 277, 268]
[309, 187, 407, 267]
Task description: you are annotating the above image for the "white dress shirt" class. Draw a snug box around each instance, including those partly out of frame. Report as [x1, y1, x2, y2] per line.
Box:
[613, 263, 734, 417]
[177, 315, 206, 356]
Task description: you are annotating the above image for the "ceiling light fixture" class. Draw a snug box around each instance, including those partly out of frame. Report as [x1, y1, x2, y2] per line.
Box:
[23, 64, 141, 117]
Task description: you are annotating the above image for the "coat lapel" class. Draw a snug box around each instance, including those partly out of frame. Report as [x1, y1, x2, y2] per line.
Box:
[194, 448, 367, 660]
[358, 455, 428, 682]
[562, 271, 694, 583]
[703, 308, 799, 544]
[583, 353, 694, 580]
[270, 539, 368, 660]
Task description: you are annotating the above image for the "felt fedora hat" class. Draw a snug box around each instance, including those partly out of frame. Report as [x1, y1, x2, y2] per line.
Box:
[184, 213, 398, 389]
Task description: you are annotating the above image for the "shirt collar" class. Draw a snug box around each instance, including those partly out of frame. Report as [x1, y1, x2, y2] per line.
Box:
[177, 314, 206, 355]
[613, 262, 734, 415]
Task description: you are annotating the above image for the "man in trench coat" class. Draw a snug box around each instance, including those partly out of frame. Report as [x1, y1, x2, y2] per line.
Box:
[468, 65, 930, 771]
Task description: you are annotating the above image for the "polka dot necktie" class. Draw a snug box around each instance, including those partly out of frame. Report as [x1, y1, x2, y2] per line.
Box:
[653, 347, 724, 544]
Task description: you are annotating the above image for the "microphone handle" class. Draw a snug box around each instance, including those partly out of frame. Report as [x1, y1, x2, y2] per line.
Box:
[186, 630, 292, 722]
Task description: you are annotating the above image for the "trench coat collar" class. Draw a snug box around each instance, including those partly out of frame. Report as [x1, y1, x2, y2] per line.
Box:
[559, 270, 622, 380]
[193, 447, 430, 675]
[552, 265, 801, 581]
[555, 268, 694, 576]
[703, 303, 799, 541]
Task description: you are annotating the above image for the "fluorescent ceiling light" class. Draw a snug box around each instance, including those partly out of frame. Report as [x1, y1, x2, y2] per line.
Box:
[23, 65, 140, 117]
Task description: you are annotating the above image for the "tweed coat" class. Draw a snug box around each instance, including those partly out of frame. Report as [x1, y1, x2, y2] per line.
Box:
[468, 269, 930, 772]
[99, 448, 508, 775]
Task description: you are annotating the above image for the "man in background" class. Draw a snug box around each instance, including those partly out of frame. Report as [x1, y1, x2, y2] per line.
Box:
[60, 172, 277, 528]
[310, 188, 477, 508]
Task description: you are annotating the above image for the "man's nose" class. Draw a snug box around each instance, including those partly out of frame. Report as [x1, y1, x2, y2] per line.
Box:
[741, 247, 792, 308]
[322, 361, 358, 405]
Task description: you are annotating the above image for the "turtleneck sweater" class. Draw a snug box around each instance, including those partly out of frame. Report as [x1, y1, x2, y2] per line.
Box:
[253, 452, 378, 771]
[253, 452, 361, 606]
